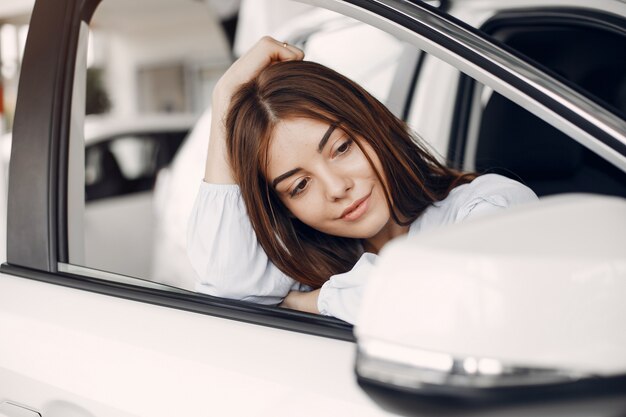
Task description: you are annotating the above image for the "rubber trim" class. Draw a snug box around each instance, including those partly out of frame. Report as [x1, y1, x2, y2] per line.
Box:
[447, 72, 474, 168]
[56, 1, 84, 264]
[0, 263, 355, 342]
[8, 0, 73, 271]
[401, 49, 426, 121]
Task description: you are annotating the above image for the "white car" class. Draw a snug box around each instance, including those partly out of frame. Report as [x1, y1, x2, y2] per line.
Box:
[81, 114, 196, 279]
[0, 114, 196, 276]
[1, 0, 625, 416]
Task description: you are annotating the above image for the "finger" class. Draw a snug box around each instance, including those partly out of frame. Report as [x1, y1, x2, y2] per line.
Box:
[274, 39, 304, 59]
[260, 36, 304, 62]
[223, 37, 304, 90]
[282, 42, 305, 61]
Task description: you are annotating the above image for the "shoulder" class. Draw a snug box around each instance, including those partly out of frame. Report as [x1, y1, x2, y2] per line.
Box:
[409, 174, 538, 234]
[455, 173, 537, 206]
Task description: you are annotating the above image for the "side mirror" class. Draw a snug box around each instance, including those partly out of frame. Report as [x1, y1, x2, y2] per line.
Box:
[355, 194, 626, 402]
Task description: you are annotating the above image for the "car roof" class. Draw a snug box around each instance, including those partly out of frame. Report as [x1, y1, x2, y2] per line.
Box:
[0, 113, 199, 164]
[83, 113, 198, 145]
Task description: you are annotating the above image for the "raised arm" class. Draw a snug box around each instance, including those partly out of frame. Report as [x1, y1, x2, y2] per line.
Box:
[188, 37, 307, 305]
[204, 36, 304, 184]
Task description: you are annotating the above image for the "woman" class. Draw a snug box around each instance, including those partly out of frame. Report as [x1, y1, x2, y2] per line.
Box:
[188, 37, 537, 323]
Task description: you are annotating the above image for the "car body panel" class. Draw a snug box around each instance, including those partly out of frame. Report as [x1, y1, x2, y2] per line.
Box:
[0, 273, 384, 417]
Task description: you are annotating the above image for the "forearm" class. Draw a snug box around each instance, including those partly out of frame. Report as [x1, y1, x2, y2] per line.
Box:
[280, 289, 321, 314]
[204, 91, 236, 184]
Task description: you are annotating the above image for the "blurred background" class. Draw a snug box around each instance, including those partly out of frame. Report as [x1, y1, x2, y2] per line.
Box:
[0, 0, 235, 132]
[0, 0, 33, 135]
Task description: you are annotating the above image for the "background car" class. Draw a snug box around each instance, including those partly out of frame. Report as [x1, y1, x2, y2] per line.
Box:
[82, 114, 196, 278]
[0, 113, 196, 277]
[1, 0, 625, 415]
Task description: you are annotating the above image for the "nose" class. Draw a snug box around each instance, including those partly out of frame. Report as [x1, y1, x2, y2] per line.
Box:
[321, 167, 353, 201]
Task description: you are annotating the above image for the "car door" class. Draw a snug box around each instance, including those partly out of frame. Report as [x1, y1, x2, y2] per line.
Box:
[1, 0, 625, 416]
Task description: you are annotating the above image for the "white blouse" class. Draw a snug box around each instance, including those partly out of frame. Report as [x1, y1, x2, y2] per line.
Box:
[187, 174, 538, 324]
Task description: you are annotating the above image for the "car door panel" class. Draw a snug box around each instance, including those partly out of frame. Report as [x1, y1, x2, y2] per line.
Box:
[0, 272, 391, 416]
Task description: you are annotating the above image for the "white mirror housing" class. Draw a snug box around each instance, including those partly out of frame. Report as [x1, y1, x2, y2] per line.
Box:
[355, 194, 626, 396]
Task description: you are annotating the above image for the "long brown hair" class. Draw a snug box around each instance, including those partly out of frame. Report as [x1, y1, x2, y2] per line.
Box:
[225, 61, 475, 288]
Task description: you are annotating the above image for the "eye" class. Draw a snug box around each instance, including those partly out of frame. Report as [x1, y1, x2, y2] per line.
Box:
[333, 137, 353, 157]
[290, 177, 310, 198]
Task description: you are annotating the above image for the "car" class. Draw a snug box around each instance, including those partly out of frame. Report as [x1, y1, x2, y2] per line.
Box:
[81, 114, 196, 279]
[1, 0, 625, 416]
[0, 113, 196, 276]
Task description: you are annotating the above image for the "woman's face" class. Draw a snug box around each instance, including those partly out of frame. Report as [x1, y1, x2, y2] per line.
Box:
[266, 117, 392, 240]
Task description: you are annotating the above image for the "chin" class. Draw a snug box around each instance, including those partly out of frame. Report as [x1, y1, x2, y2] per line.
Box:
[340, 219, 390, 240]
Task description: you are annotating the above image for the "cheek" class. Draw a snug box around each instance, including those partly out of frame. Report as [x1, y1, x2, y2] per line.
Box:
[283, 192, 328, 226]
[351, 142, 382, 178]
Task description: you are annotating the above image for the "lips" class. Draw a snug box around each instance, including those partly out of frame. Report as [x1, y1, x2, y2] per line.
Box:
[340, 193, 371, 221]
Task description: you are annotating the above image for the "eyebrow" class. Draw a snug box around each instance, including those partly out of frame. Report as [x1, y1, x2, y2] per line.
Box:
[272, 168, 302, 189]
[271, 123, 338, 189]
[317, 123, 338, 153]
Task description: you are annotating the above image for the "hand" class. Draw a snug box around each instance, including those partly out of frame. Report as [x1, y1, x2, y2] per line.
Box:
[204, 36, 304, 184]
[280, 289, 320, 314]
[213, 36, 304, 108]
